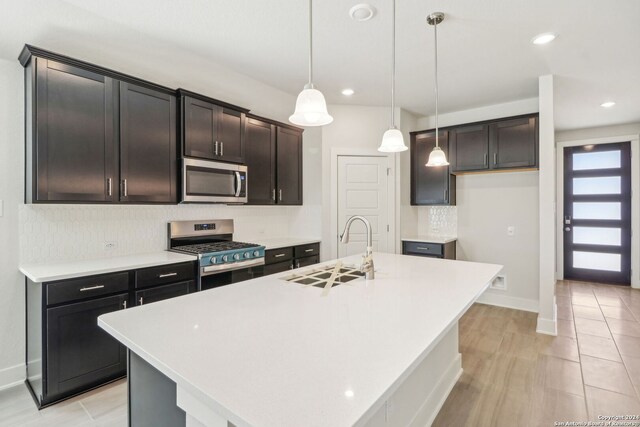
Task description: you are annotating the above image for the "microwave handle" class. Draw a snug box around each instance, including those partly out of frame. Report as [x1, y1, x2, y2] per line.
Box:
[234, 171, 242, 197]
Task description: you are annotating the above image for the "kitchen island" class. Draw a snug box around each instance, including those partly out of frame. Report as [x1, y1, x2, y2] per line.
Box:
[98, 252, 502, 427]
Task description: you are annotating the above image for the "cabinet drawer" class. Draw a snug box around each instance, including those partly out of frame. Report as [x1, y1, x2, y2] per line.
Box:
[46, 272, 129, 306]
[265, 247, 293, 265]
[403, 242, 443, 257]
[294, 243, 320, 258]
[135, 262, 195, 289]
[135, 281, 193, 306]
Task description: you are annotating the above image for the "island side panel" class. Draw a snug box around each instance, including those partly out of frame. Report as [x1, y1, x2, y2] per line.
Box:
[129, 351, 186, 427]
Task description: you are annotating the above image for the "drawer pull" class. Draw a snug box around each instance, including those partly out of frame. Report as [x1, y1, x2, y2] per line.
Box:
[274, 253, 286, 258]
[416, 247, 432, 251]
[304, 248, 314, 253]
[79, 285, 105, 292]
[158, 272, 178, 278]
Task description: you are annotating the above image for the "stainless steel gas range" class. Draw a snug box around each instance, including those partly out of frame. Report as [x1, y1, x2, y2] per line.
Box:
[168, 219, 265, 290]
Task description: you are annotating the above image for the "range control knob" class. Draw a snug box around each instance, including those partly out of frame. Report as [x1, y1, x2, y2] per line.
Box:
[233, 253, 241, 261]
[244, 252, 251, 259]
[211, 257, 218, 264]
[253, 250, 261, 257]
[222, 255, 229, 262]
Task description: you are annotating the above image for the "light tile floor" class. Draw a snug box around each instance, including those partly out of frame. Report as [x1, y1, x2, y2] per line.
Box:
[2, 280, 640, 426]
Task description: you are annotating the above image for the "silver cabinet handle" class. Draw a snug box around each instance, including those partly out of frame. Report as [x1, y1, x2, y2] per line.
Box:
[214, 141, 219, 156]
[80, 285, 104, 292]
[305, 249, 314, 253]
[296, 260, 300, 268]
[272, 189, 276, 201]
[220, 142, 224, 156]
[107, 178, 112, 196]
[484, 153, 488, 166]
[234, 171, 242, 197]
[279, 189, 282, 201]
[159, 272, 178, 278]
[416, 246, 432, 250]
[123, 300, 127, 309]
[139, 296, 144, 305]
[494, 153, 497, 165]
[444, 189, 448, 200]
[122, 179, 127, 197]
[274, 253, 286, 258]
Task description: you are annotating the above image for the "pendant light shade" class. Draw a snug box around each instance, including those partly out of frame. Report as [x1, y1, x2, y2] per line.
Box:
[425, 12, 449, 167]
[425, 145, 449, 166]
[289, 84, 333, 126]
[290, 0, 333, 127]
[378, 0, 407, 152]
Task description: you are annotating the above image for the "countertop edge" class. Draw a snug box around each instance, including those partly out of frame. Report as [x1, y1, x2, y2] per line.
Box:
[401, 236, 458, 244]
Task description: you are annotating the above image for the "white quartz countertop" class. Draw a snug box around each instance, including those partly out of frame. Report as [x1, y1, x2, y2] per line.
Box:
[19, 251, 197, 283]
[401, 235, 458, 244]
[99, 252, 501, 427]
[256, 237, 321, 250]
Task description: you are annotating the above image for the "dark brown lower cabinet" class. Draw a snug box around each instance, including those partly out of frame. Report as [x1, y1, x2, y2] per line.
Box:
[46, 293, 128, 400]
[262, 243, 321, 275]
[402, 240, 456, 260]
[135, 281, 194, 306]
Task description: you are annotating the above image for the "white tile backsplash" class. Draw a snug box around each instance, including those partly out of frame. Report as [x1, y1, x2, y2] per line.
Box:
[19, 204, 320, 264]
[417, 206, 457, 237]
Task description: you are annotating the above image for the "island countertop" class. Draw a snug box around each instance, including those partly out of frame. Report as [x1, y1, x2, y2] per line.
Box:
[99, 252, 502, 427]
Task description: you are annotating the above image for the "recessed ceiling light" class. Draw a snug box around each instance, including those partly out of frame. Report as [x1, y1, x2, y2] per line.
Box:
[349, 4, 376, 22]
[601, 101, 616, 108]
[341, 88, 355, 96]
[531, 33, 557, 45]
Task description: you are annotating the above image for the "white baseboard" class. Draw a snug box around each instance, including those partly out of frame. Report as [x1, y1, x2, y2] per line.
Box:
[476, 291, 539, 313]
[410, 354, 463, 427]
[0, 363, 25, 391]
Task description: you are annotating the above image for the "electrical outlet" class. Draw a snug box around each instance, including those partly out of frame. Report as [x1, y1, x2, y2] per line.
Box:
[490, 275, 507, 291]
[104, 241, 117, 251]
[507, 226, 515, 236]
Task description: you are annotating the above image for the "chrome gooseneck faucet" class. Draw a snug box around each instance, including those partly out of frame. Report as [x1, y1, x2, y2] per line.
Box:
[340, 215, 375, 279]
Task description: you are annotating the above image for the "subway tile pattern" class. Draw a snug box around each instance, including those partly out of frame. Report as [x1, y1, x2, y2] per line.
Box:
[19, 204, 318, 264]
[417, 206, 457, 237]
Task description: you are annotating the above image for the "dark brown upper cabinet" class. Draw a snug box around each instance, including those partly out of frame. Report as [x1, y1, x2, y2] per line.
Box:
[450, 124, 489, 173]
[410, 130, 455, 206]
[120, 83, 177, 203]
[21, 45, 178, 204]
[244, 115, 303, 206]
[489, 116, 537, 169]
[29, 58, 117, 203]
[179, 90, 247, 164]
[448, 114, 538, 174]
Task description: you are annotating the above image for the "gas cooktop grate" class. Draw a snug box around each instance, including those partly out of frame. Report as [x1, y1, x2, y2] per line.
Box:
[173, 241, 262, 255]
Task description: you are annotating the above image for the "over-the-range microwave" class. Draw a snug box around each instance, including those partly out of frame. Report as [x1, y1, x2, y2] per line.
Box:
[182, 158, 247, 203]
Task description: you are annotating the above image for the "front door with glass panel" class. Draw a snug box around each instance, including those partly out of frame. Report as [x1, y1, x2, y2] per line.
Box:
[564, 142, 631, 284]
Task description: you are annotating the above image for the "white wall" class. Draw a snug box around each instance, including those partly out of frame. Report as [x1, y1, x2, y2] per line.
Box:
[457, 172, 540, 311]
[556, 123, 640, 143]
[0, 49, 323, 388]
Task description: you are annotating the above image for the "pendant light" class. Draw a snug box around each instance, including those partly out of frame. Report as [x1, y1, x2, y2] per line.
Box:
[289, 0, 333, 127]
[378, 0, 407, 152]
[425, 12, 449, 167]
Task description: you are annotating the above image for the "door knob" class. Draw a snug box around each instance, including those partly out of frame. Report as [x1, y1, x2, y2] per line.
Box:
[565, 227, 571, 232]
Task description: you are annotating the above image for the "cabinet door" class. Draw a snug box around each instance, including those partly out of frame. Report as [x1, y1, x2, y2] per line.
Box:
[450, 124, 489, 172]
[411, 131, 455, 205]
[489, 116, 537, 169]
[34, 59, 116, 202]
[183, 96, 217, 159]
[46, 293, 127, 400]
[135, 281, 192, 306]
[263, 260, 293, 276]
[245, 118, 276, 205]
[218, 107, 245, 164]
[295, 255, 319, 269]
[120, 83, 177, 203]
[276, 127, 303, 205]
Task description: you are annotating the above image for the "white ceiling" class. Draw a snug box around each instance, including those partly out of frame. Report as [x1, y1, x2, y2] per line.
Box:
[2, 0, 639, 130]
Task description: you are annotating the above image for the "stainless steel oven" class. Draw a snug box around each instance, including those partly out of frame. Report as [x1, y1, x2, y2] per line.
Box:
[182, 158, 247, 203]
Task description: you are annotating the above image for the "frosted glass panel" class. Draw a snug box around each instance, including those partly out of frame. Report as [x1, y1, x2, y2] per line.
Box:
[573, 151, 620, 170]
[573, 251, 621, 272]
[573, 227, 621, 246]
[573, 202, 621, 220]
[573, 177, 621, 195]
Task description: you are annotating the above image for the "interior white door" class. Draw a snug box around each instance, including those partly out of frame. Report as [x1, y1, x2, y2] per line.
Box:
[337, 155, 390, 258]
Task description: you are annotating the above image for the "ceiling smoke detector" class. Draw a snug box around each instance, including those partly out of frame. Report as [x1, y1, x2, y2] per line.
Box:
[349, 4, 376, 22]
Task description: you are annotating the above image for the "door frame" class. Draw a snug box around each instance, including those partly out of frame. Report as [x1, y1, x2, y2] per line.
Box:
[330, 148, 396, 260]
[555, 134, 640, 288]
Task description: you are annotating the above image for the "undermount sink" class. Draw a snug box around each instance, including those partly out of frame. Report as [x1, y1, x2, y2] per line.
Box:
[281, 264, 365, 288]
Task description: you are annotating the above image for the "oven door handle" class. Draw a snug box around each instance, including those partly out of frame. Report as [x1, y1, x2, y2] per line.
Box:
[234, 171, 242, 197]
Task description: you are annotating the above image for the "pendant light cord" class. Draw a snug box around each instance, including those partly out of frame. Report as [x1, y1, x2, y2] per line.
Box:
[434, 17, 439, 148]
[308, 0, 313, 86]
[390, 0, 396, 127]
